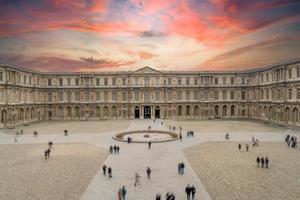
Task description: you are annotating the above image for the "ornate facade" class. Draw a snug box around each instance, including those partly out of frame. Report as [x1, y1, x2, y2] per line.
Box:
[1, 60, 300, 128]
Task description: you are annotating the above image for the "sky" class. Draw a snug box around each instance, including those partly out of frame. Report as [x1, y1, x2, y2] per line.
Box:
[0, 0, 300, 72]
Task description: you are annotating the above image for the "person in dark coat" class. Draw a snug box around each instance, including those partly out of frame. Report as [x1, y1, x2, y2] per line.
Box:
[102, 165, 107, 176]
[148, 141, 152, 149]
[265, 156, 269, 169]
[181, 162, 185, 175]
[146, 167, 151, 180]
[44, 150, 48, 160]
[109, 146, 113, 154]
[116, 146, 120, 154]
[155, 193, 161, 200]
[47, 149, 51, 159]
[121, 186, 126, 200]
[108, 167, 112, 178]
[191, 185, 196, 199]
[113, 145, 117, 154]
[246, 144, 249, 152]
[238, 144, 241, 150]
[260, 157, 265, 168]
[185, 184, 191, 200]
[179, 133, 182, 142]
[256, 157, 260, 167]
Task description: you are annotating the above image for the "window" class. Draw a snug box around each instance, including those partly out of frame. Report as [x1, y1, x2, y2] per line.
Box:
[168, 78, 172, 85]
[186, 77, 190, 85]
[59, 92, 63, 101]
[186, 91, 190, 100]
[67, 92, 71, 102]
[85, 91, 90, 101]
[135, 91, 139, 101]
[230, 91, 234, 100]
[67, 78, 71, 86]
[297, 67, 300, 78]
[168, 90, 172, 100]
[155, 91, 160, 101]
[96, 78, 100, 86]
[112, 91, 117, 101]
[75, 78, 80, 86]
[145, 77, 149, 86]
[177, 91, 182, 100]
[0, 72, 2, 81]
[59, 79, 63, 86]
[288, 88, 292, 99]
[48, 92, 52, 102]
[112, 78, 116, 86]
[96, 92, 100, 101]
[231, 77, 234, 85]
[104, 92, 108, 101]
[214, 91, 218, 100]
[48, 79, 52, 86]
[222, 77, 226, 85]
[241, 91, 245, 100]
[104, 78, 108, 86]
[122, 92, 126, 101]
[297, 88, 300, 99]
[178, 78, 182, 85]
[288, 69, 292, 79]
[122, 78, 126, 85]
[75, 92, 80, 101]
[194, 78, 198, 85]
[241, 77, 245, 85]
[214, 77, 218, 85]
[222, 91, 226, 100]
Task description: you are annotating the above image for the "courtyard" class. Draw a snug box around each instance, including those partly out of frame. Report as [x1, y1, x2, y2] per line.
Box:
[0, 119, 299, 200]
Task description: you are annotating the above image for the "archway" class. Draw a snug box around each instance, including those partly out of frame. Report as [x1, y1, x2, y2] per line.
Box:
[144, 106, 151, 119]
[214, 105, 219, 116]
[155, 106, 160, 118]
[1, 110, 7, 124]
[134, 106, 140, 119]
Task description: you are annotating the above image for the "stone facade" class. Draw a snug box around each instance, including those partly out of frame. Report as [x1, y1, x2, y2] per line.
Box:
[0, 60, 300, 128]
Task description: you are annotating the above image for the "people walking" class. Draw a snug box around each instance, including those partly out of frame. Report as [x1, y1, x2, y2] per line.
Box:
[121, 186, 127, 200]
[134, 172, 141, 187]
[185, 184, 191, 200]
[261, 157, 265, 168]
[246, 144, 249, 152]
[179, 133, 182, 142]
[191, 185, 196, 200]
[108, 167, 112, 178]
[102, 164, 107, 176]
[238, 143, 241, 150]
[146, 167, 151, 180]
[265, 156, 269, 169]
[256, 157, 260, 167]
[155, 193, 161, 200]
[109, 146, 113, 154]
[181, 162, 185, 175]
[116, 146, 120, 154]
[118, 188, 122, 200]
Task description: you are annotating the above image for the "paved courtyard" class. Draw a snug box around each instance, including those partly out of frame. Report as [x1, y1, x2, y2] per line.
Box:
[0, 120, 299, 200]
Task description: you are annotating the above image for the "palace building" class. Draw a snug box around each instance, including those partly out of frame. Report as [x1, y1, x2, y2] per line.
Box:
[0, 59, 300, 128]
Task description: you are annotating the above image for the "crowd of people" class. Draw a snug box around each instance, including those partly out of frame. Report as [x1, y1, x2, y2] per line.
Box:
[109, 145, 120, 154]
[102, 164, 113, 178]
[186, 131, 194, 137]
[285, 135, 297, 148]
[256, 156, 270, 168]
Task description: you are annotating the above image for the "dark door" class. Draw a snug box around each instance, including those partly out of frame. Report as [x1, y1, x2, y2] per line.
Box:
[144, 106, 151, 119]
[155, 108, 160, 118]
[135, 108, 140, 119]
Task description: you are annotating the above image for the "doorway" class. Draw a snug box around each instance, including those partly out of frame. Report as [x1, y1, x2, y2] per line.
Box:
[134, 106, 140, 119]
[155, 106, 160, 118]
[144, 106, 151, 119]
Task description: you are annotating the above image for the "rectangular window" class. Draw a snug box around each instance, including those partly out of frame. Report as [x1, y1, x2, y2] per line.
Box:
[168, 78, 172, 85]
[112, 91, 117, 101]
[75, 92, 80, 101]
[0, 72, 2, 81]
[67, 92, 71, 102]
[96, 78, 100, 86]
[222, 91, 226, 100]
[241, 91, 245, 100]
[96, 92, 100, 101]
[112, 78, 116, 86]
[59, 79, 63, 86]
[230, 91, 234, 100]
[104, 78, 108, 86]
[288, 70, 292, 79]
[122, 78, 126, 86]
[297, 67, 300, 78]
[231, 77, 234, 85]
[104, 92, 108, 101]
[214, 77, 218, 85]
[48, 79, 52, 86]
[194, 78, 198, 85]
[75, 79, 80, 86]
[122, 92, 126, 101]
[135, 91, 139, 101]
[297, 88, 300, 99]
[186, 91, 190, 100]
[59, 92, 63, 101]
[222, 77, 226, 85]
[85, 91, 89, 101]
[155, 91, 160, 101]
[186, 77, 190, 85]
[214, 91, 218, 100]
[289, 89, 292, 99]
[178, 78, 182, 85]
[67, 78, 71, 86]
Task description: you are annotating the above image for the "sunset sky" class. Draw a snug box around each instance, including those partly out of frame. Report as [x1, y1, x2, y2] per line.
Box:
[0, 0, 300, 72]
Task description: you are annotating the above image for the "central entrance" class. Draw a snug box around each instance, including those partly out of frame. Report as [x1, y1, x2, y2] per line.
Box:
[144, 106, 151, 119]
[134, 106, 140, 119]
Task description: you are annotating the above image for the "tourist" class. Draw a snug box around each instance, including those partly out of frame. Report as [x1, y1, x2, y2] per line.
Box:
[118, 188, 122, 200]
[134, 172, 141, 186]
[238, 144, 241, 150]
[191, 185, 196, 200]
[109, 146, 113, 154]
[246, 144, 249, 152]
[108, 167, 112, 178]
[121, 186, 127, 200]
[178, 163, 181, 174]
[166, 192, 170, 200]
[179, 133, 182, 142]
[260, 157, 265, 168]
[34, 131, 38, 137]
[180, 162, 185, 175]
[265, 156, 269, 169]
[64, 130, 68, 136]
[47, 149, 51, 159]
[48, 141, 53, 149]
[116, 146, 120, 154]
[148, 141, 152, 149]
[127, 137, 130, 144]
[146, 167, 151, 180]
[185, 184, 191, 200]
[155, 193, 161, 200]
[44, 149, 48, 160]
[114, 145, 117, 154]
[256, 157, 260, 167]
[225, 133, 229, 140]
[102, 165, 107, 176]
[169, 193, 176, 200]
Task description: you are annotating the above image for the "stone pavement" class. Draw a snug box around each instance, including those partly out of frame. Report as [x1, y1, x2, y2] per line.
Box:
[0, 119, 293, 200]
